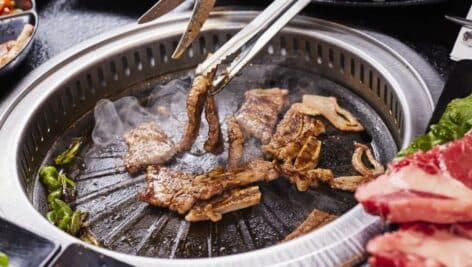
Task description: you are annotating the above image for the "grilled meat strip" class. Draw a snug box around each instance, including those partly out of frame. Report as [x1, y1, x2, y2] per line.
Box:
[227, 116, 245, 169]
[185, 186, 261, 222]
[192, 158, 279, 200]
[293, 136, 322, 171]
[139, 166, 196, 214]
[179, 74, 211, 152]
[330, 142, 384, 192]
[368, 223, 472, 267]
[330, 176, 369, 192]
[139, 158, 278, 214]
[295, 95, 364, 132]
[278, 163, 334, 192]
[264, 105, 329, 191]
[235, 88, 289, 144]
[352, 142, 384, 177]
[203, 94, 223, 154]
[123, 122, 176, 173]
[283, 209, 337, 242]
[356, 131, 472, 224]
[263, 106, 326, 163]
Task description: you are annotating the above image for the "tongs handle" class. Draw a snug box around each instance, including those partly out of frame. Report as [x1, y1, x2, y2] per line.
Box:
[445, 15, 472, 29]
[196, 0, 311, 95]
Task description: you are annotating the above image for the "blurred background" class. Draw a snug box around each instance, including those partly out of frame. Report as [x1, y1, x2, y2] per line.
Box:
[1, 0, 470, 92]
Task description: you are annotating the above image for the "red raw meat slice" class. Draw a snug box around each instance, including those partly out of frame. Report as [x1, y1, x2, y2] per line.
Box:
[390, 131, 472, 188]
[356, 132, 472, 224]
[368, 223, 472, 267]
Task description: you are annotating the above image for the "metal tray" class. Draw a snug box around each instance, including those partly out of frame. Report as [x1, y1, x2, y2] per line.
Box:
[52, 244, 131, 267]
[0, 217, 59, 267]
[0, 0, 37, 76]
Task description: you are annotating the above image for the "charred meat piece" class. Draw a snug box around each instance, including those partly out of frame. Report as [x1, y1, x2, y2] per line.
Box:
[235, 88, 289, 144]
[139, 159, 278, 214]
[293, 136, 322, 171]
[263, 106, 325, 163]
[352, 142, 384, 177]
[192, 158, 279, 200]
[330, 142, 384, 192]
[356, 131, 472, 224]
[367, 223, 472, 267]
[283, 209, 337, 242]
[227, 116, 245, 169]
[203, 94, 223, 154]
[185, 186, 261, 222]
[330, 176, 370, 192]
[179, 74, 211, 152]
[295, 95, 364, 132]
[123, 122, 176, 173]
[278, 163, 333, 192]
[139, 166, 196, 214]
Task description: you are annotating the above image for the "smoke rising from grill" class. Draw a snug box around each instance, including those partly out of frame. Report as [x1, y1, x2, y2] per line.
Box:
[90, 75, 261, 173]
[92, 78, 190, 147]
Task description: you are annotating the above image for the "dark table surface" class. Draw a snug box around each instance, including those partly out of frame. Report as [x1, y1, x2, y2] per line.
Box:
[1, 0, 471, 97]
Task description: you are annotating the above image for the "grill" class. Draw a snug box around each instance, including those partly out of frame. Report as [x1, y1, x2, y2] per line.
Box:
[0, 11, 439, 266]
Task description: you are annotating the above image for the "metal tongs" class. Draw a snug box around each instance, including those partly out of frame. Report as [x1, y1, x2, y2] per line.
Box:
[445, 15, 472, 48]
[445, 15, 472, 29]
[139, 0, 311, 95]
[139, 0, 217, 59]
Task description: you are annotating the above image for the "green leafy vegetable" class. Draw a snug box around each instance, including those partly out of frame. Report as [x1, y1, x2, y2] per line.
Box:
[0, 252, 8, 267]
[397, 94, 472, 157]
[54, 137, 83, 165]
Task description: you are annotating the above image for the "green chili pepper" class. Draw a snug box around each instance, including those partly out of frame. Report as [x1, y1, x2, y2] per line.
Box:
[46, 210, 57, 223]
[397, 93, 472, 158]
[69, 210, 82, 235]
[0, 252, 8, 267]
[53, 199, 73, 216]
[39, 166, 58, 178]
[54, 138, 83, 165]
[39, 147, 83, 236]
[80, 230, 100, 247]
[58, 214, 71, 231]
[39, 166, 61, 192]
[47, 190, 62, 207]
[58, 173, 76, 188]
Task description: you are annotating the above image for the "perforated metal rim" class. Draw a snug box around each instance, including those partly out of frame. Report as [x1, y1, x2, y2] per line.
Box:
[0, 11, 437, 266]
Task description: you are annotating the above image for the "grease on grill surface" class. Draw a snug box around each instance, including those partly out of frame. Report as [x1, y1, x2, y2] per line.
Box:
[37, 65, 396, 258]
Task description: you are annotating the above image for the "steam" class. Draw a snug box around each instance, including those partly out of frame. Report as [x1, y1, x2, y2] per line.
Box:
[92, 78, 190, 147]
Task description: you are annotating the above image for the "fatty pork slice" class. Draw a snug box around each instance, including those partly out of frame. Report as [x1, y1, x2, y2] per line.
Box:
[235, 88, 289, 144]
[355, 131, 472, 224]
[367, 223, 472, 267]
[123, 122, 176, 173]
